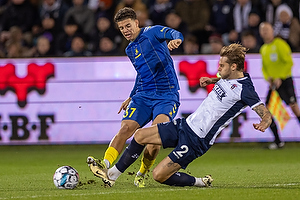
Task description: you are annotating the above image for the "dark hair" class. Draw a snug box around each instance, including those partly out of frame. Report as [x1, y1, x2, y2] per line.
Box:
[114, 7, 137, 23]
[241, 30, 256, 38]
[220, 43, 248, 71]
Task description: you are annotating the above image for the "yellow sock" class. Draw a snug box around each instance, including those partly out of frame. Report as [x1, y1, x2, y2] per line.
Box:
[139, 156, 155, 175]
[104, 147, 119, 166]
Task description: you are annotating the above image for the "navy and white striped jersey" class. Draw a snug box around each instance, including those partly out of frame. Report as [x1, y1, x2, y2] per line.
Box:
[186, 73, 263, 145]
[126, 25, 184, 97]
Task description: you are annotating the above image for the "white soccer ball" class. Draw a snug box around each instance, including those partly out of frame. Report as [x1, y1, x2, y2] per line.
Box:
[53, 166, 79, 189]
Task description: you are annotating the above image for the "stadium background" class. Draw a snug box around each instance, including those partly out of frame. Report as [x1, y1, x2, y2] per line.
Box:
[0, 53, 300, 145]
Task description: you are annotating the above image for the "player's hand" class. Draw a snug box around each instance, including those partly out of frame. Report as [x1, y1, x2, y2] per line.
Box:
[168, 39, 182, 51]
[253, 122, 267, 132]
[200, 77, 212, 87]
[118, 97, 131, 114]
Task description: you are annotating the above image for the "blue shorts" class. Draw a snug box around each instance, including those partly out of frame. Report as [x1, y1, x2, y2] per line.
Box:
[157, 118, 212, 169]
[122, 91, 180, 127]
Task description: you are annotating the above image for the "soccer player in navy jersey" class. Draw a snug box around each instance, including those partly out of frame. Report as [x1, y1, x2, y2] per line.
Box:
[87, 7, 184, 187]
[88, 43, 272, 188]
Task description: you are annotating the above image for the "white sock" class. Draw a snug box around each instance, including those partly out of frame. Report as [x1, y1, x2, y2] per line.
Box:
[194, 177, 205, 187]
[103, 159, 110, 168]
[107, 165, 122, 181]
[136, 171, 145, 177]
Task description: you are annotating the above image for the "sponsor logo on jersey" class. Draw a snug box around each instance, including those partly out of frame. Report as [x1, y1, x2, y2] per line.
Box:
[213, 82, 226, 101]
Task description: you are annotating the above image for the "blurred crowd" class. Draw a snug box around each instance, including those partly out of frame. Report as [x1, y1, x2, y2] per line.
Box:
[0, 0, 300, 58]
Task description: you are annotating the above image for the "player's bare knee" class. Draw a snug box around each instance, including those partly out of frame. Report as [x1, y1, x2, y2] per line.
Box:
[118, 123, 134, 139]
[152, 168, 165, 183]
[134, 129, 144, 144]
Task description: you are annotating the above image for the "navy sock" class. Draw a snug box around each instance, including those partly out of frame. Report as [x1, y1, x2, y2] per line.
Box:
[162, 172, 196, 187]
[115, 138, 145, 173]
[270, 117, 281, 144]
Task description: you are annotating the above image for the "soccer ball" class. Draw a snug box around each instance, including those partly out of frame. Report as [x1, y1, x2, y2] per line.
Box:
[53, 166, 79, 189]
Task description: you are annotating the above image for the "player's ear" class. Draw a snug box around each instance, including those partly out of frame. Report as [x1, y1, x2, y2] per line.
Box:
[135, 19, 139, 27]
[231, 63, 237, 71]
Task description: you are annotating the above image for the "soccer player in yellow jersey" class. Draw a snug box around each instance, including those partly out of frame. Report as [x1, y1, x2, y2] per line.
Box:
[259, 22, 300, 149]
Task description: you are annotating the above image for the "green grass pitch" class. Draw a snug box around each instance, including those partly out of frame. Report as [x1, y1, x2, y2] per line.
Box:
[0, 143, 299, 200]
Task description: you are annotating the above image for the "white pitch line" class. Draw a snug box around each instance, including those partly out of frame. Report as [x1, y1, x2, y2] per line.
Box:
[272, 183, 300, 187]
[1, 183, 299, 199]
[0, 187, 202, 199]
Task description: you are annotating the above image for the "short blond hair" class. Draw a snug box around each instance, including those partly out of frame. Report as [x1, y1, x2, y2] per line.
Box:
[220, 43, 248, 71]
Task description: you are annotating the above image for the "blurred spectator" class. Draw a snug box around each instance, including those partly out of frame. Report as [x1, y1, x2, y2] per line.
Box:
[0, 0, 39, 46]
[182, 34, 199, 55]
[94, 36, 121, 56]
[115, 0, 148, 16]
[63, 0, 95, 43]
[265, 0, 285, 25]
[34, 0, 70, 55]
[5, 41, 24, 58]
[38, 0, 70, 34]
[164, 11, 188, 54]
[56, 16, 81, 56]
[232, 0, 254, 43]
[63, 35, 92, 57]
[92, 14, 122, 53]
[251, 0, 268, 20]
[201, 33, 224, 54]
[0, 48, 4, 57]
[149, 0, 174, 25]
[165, 11, 189, 38]
[33, 35, 54, 57]
[288, 0, 300, 20]
[241, 30, 260, 53]
[3, 26, 35, 57]
[273, 3, 300, 51]
[136, 9, 153, 27]
[91, 0, 116, 23]
[174, 0, 210, 47]
[207, 0, 235, 38]
[88, 0, 112, 12]
[0, 0, 9, 22]
[246, 8, 263, 46]
[6, 26, 24, 44]
[0, 0, 38, 33]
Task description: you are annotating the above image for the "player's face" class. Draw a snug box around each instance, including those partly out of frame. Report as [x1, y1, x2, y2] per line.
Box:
[117, 18, 140, 41]
[218, 56, 232, 79]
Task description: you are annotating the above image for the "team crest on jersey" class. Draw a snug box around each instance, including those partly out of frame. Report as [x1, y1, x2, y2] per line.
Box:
[213, 83, 226, 101]
[135, 48, 141, 59]
[231, 84, 237, 90]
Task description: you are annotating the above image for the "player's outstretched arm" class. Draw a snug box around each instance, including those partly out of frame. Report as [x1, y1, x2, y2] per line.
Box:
[200, 77, 220, 87]
[252, 104, 272, 132]
[168, 39, 182, 51]
[118, 97, 131, 114]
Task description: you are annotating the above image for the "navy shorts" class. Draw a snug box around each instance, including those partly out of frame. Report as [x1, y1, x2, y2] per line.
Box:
[157, 118, 212, 169]
[122, 91, 180, 127]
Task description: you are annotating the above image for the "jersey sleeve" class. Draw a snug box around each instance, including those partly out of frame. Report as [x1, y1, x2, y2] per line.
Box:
[129, 76, 138, 97]
[150, 25, 184, 42]
[241, 84, 263, 109]
[277, 38, 293, 71]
